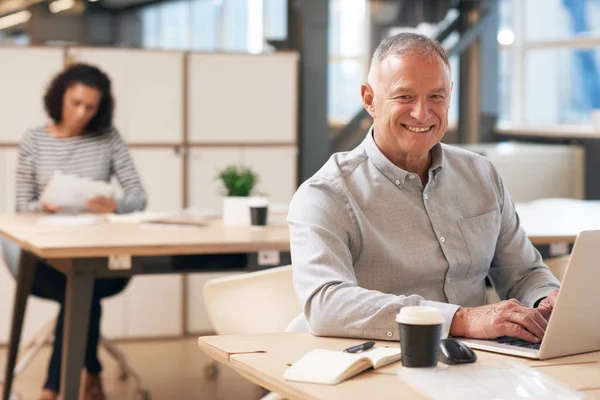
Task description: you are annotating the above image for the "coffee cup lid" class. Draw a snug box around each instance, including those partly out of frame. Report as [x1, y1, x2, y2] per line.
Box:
[395, 306, 444, 325]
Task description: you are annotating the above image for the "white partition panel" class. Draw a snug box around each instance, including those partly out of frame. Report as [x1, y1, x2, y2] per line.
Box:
[188, 53, 298, 143]
[129, 148, 183, 212]
[241, 147, 297, 207]
[123, 276, 182, 337]
[0, 47, 64, 142]
[67, 48, 184, 144]
[188, 147, 241, 213]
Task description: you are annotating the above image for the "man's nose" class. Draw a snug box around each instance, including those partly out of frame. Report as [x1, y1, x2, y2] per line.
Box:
[409, 100, 430, 121]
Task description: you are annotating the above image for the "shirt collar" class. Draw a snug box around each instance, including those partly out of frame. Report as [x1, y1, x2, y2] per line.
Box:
[362, 125, 445, 187]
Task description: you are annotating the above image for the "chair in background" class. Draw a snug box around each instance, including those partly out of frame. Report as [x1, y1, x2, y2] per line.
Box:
[0, 238, 151, 400]
[203, 265, 301, 335]
[202, 265, 302, 399]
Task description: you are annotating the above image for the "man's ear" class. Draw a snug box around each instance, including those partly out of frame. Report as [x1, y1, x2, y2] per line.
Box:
[361, 83, 376, 118]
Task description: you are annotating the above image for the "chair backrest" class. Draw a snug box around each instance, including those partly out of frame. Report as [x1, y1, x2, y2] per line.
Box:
[203, 265, 302, 335]
[0, 237, 21, 278]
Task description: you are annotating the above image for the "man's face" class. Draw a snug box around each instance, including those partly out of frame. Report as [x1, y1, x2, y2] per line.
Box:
[361, 54, 452, 159]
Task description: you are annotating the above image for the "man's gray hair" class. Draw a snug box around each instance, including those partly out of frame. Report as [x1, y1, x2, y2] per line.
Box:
[371, 32, 450, 69]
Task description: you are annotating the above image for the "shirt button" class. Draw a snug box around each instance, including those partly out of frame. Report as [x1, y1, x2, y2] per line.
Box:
[408, 175, 415, 180]
[424, 194, 429, 200]
[386, 331, 393, 338]
[440, 236, 446, 243]
[395, 180, 401, 185]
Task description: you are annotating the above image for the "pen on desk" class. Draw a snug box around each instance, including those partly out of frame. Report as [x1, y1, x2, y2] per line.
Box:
[343, 341, 375, 353]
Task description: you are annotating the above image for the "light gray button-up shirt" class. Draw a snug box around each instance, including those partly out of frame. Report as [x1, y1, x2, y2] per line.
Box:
[288, 128, 560, 341]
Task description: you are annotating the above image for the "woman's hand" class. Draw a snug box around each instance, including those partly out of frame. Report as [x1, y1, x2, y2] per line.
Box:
[42, 203, 60, 213]
[87, 196, 117, 214]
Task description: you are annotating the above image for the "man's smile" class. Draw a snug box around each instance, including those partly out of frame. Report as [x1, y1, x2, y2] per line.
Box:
[401, 124, 433, 132]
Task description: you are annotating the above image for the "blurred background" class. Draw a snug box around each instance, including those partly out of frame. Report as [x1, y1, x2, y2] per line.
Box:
[0, 0, 599, 399]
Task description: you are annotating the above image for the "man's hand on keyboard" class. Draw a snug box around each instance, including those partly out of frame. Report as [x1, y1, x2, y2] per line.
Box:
[449, 299, 547, 343]
[536, 290, 559, 321]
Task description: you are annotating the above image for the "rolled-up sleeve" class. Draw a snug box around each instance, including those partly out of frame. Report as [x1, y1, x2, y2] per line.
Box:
[288, 178, 459, 341]
[487, 164, 560, 307]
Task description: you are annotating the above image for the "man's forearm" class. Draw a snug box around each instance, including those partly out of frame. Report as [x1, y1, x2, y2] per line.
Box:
[304, 283, 460, 341]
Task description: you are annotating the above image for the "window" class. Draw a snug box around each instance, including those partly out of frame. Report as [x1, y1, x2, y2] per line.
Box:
[138, 0, 287, 53]
[499, 0, 600, 127]
[328, 0, 369, 123]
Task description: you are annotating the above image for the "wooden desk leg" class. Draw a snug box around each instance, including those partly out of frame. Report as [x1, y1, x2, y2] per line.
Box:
[2, 251, 37, 400]
[59, 265, 94, 400]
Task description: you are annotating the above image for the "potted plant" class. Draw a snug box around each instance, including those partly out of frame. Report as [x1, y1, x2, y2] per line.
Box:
[217, 165, 262, 225]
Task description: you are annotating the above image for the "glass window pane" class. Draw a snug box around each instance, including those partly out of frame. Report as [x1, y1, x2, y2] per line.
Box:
[448, 55, 459, 127]
[524, 47, 600, 125]
[264, 0, 287, 40]
[328, 59, 366, 122]
[524, 0, 600, 41]
[141, 5, 160, 48]
[191, 0, 220, 51]
[499, 0, 511, 30]
[329, 0, 367, 57]
[159, 0, 190, 50]
[498, 50, 511, 124]
[224, 0, 250, 51]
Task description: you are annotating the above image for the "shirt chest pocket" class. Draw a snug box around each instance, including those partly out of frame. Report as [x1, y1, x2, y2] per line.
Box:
[458, 209, 501, 279]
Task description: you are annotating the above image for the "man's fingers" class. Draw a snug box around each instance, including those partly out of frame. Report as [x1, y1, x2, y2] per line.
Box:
[504, 323, 541, 343]
[507, 310, 545, 340]
[529, 308, 548, 331]
[538, 306, 552, 321]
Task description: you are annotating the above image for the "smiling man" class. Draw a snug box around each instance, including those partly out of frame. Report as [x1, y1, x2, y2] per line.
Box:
[287, 33, 560, 343]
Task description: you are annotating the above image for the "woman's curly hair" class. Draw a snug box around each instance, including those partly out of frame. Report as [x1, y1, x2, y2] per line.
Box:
[43, 63, 114, 134]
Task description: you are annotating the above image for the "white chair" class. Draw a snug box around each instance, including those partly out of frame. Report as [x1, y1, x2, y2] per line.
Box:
[202, 265, 304, 399]
[203, 265, 302, 335]
[0, 238, 150, 400]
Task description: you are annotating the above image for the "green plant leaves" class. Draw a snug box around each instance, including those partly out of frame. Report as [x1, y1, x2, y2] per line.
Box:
[217, 165, 259, 197]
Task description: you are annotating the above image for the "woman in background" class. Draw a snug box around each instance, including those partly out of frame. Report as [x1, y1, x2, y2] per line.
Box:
[16, 63, 147, 400]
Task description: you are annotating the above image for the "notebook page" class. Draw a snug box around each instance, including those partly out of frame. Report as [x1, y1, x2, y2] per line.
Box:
[367, 347, 402, 369]
[284, 349, 371, 385]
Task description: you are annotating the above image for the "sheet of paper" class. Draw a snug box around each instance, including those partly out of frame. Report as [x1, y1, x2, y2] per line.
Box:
[398, 360, 589, 400]
[40, 171, 116, 210]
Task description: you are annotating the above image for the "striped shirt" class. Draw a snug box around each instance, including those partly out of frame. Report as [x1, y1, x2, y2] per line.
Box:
[16, 126, 147, 214]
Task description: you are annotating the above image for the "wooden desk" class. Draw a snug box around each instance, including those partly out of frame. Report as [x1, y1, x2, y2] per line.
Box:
[516, 199, 600, 246]
[198, 332, 600, 400]
[0, 214, 290, 400]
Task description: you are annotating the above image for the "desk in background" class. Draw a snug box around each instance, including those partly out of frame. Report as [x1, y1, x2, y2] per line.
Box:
[198, 332, 600, 400]
[515, 198, 600, 254]
[0, 214, 290, 400]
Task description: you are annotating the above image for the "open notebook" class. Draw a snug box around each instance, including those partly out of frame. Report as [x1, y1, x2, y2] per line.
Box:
[284, 347, 401, 385]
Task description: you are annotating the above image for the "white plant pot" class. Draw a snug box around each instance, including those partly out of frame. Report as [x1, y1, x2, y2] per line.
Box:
[222, 196, 252, 226]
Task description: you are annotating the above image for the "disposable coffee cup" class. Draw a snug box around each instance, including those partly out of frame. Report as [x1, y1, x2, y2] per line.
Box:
[396, 306, 444, 368]
[248, 197, 268, 226]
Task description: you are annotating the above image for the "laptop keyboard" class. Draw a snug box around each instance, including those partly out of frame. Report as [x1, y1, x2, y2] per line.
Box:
[494, 336, 541, 350]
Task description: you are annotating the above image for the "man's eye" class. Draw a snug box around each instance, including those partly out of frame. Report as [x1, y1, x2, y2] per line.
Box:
[396, 95, 411, 100]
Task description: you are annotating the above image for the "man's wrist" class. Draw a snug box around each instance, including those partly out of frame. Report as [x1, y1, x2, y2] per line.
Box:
[449, 307, 467, 337]
[533, 297, 546, 308]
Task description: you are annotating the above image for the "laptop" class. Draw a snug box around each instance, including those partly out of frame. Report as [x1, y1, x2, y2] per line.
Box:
[459, 230, 600, 360]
